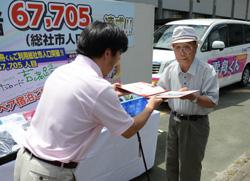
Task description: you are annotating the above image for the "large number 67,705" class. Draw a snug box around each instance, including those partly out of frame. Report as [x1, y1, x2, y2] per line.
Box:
[9, 1, 92, 30]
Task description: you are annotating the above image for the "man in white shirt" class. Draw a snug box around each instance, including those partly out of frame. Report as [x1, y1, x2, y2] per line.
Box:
[14, 21, 162, 181]
[158, 26, 219, 181]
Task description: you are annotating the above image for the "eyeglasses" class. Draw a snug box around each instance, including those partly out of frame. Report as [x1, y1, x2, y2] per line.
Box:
[172, 44, 193, 54]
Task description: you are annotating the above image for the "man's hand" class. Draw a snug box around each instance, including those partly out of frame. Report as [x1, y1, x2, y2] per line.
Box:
[112, 83, 130, 96]
[121, 95, 163, 139]
[178, 87, 188, 92]
[179, 87, 197, 101]
[146, 96, 163, 111]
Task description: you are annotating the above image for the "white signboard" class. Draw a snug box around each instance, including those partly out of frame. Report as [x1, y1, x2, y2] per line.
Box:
[0, 0, 135, 116]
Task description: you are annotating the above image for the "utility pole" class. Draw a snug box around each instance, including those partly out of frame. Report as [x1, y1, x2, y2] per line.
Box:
[231, 0, 235, 19]
[189, 0, 194, 18]
[0, 11, 3, 36]
[246, 0, 249, 20]
[212, 0, 217, 18]
[157, 0, 163, 19]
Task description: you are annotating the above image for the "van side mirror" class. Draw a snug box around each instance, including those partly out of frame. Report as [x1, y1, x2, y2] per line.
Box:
[212, 41, 225, 51]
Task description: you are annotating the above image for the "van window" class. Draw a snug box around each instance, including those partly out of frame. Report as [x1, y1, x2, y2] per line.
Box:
[154, 25, 175, 50]
[228, 24, 243, 47]
[244, 25, 250, 43]
[154, 25, 208, 50]
[201, 25, 228, 52]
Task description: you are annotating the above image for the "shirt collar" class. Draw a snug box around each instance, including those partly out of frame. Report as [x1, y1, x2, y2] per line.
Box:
[75, 54, 103, 78]
[177, 57, 198, 76]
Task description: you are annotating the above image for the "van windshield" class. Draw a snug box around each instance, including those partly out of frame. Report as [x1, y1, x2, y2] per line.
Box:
[154, 25, 208, 50]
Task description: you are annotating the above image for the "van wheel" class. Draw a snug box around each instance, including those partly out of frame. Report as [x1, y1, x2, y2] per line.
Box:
[240, 65, 250, 87]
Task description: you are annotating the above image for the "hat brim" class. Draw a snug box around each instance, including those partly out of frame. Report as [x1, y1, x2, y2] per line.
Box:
[172, 38, 197, 44]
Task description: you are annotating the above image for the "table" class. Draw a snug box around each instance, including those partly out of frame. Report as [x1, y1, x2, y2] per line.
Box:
[0, 111, 160, 181]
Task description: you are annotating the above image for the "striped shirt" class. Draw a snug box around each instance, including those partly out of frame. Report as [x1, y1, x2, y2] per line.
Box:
[158, 57, 219, 115]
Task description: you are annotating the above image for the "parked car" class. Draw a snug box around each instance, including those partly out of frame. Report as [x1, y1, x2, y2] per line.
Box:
[152, 18, 250, 87]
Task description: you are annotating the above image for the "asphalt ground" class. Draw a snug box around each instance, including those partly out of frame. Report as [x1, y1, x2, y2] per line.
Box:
[131, 82, 250, 181]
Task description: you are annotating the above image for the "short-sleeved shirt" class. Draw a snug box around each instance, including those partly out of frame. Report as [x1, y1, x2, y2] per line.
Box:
[23, 55, 134, 163]
[158, 57, 219, 115]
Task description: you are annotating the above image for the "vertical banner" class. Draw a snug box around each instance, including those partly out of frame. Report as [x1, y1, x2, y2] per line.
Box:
[0, 0, 135, 116]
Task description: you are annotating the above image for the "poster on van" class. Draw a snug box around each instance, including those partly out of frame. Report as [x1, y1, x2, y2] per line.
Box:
[208, 54, 247, 78]
[0, 0, 135, 117]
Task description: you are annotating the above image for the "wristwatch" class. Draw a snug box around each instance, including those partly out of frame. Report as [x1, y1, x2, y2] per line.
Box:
[191, 96, 198, 103]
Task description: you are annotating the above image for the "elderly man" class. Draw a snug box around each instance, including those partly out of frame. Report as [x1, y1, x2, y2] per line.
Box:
[158, 26, 219, 181]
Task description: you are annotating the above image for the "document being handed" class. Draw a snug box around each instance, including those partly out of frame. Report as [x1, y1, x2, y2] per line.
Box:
[118, 82, 198, 99]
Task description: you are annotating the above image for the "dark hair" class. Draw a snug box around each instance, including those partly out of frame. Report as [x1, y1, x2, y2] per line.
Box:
[76, 21, 128, 58]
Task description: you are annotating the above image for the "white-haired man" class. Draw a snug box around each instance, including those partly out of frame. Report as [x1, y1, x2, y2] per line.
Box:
[158, 26, 219, 181]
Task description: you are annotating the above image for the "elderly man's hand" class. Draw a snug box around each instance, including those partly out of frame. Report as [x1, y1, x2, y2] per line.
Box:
[179, 87, 197, 101]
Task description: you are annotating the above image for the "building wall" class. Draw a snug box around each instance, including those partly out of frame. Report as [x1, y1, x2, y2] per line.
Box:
[234, 0, 247, 19]
[216, 0, 233, 17]
[162, 0, 189, 12]
[193, 0, 213, 15]
[115, 0, 157, 6]
[118, 0, 250, 21]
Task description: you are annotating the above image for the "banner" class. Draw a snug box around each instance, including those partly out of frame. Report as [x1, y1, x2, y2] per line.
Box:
[208, 54, 247, 78]
[0, 0, 135, 116]
[0, 0, 134, 52]
[0, 48, 67, 116]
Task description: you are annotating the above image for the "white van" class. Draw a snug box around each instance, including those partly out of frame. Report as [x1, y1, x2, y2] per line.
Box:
[152, 19, 250, 87]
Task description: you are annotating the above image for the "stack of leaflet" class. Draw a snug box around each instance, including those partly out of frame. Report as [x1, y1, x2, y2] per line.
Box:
[0, 112, 30, 164]
[0, 131, 17, 158]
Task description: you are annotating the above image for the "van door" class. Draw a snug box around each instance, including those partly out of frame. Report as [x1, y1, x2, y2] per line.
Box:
[200, 24, 233, 87]
[200, 24, 246, 87]
[226, 24, 248, 85]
